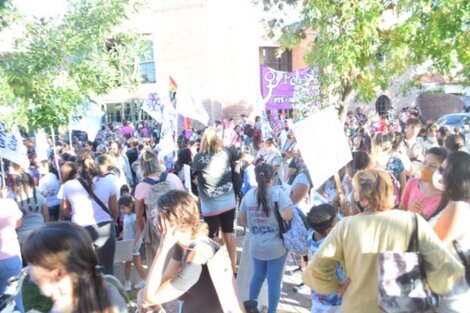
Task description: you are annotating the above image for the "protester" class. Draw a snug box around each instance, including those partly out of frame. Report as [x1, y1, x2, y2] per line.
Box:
[140, 190, 232, 313]
[134, 149, 183, 264]
[14, 172, 49, 244]
[173, 147, 197, 196]
[119, 120, 134, 138]
[109, 141, 133, 188]
[0, 192, 24, 313]
[306, 203, 346, 313]
[302, 168, 464, 313]
[37, 160, 61, 221]
[431, 152, 470, 312]
[59, 150, 118, 274]
[424, 123, 439, 150]
[24, 222, 128, 313]
[119, 195, 146, 291]
[193, 127, 249, 274]
[404, 117, 425, 173]
[438, 126, 450, 147]
[444, 134, 467, 153]
[238, 164, 293, 313]
[254, 138, 282, 185]
[97, 154, 123, 199]
[400, 147, 448, 220]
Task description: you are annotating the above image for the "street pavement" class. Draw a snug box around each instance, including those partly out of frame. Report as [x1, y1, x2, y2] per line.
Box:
[113, 226, 312, 313]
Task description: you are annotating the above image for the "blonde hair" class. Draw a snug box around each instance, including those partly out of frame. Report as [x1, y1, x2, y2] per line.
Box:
[157, 190, 208, 237]
[352, 169, 394, 212]
[96, 154, 117, 173]
[200, 127, 222, 154]
[139, 149, 163, 178]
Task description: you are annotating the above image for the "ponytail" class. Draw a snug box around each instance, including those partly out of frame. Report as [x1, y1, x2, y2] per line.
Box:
[255, 164, 274, 216]
[76, 150, 99, 190]
[75, 267, 112, 313]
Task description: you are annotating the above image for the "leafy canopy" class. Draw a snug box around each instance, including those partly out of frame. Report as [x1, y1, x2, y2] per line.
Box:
[0, 0, 148, 130]
[259, 0, 469, 114]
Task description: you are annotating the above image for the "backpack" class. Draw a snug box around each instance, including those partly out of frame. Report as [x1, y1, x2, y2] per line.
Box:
[143, 172, 173, 249]
[273, 188, 310, 255]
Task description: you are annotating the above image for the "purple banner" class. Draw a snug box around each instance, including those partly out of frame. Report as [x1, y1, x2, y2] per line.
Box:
[260, 66, 311, 110]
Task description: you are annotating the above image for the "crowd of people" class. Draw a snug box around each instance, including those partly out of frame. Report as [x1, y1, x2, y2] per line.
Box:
[0, 105, 468, 313]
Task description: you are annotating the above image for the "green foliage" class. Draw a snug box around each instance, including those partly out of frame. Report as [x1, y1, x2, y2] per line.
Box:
[0, 0, 148, 131]
[258, 0, 469, 113]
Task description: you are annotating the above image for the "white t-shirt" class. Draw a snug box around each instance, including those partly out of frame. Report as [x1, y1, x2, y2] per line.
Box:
[37, 173, 61, 207]
[59, 176, 116, 226]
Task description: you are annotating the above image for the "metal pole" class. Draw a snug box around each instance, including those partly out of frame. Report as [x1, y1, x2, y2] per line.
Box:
[0, 157, 5, 188]
[50, 126, 62, 182]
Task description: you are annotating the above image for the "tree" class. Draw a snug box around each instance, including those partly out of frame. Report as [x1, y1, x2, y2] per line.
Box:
[259, 0, 469, 118]
[0, 0, 148, 131]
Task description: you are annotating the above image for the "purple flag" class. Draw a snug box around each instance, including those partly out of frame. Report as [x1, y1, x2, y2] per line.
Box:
[260, 66, 312, 110]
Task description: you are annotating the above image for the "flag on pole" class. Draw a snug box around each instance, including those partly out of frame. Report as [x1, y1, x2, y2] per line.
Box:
[35, 129, 50, 161]
[171, 76, 209, 126]
[0, 122, 29, 169]
[143, 89, 177, 158]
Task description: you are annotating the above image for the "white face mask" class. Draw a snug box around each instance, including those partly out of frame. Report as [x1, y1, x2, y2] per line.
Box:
[432, 171, 445, 191]
[427, 136, 436, 143]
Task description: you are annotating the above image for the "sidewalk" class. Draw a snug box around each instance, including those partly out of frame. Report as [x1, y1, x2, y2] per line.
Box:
[114, 228, 311, 313]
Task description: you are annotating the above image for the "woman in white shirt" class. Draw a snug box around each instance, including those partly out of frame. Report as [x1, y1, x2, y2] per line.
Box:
[60, 150, 118, 274]
[37, 160, 61, 221]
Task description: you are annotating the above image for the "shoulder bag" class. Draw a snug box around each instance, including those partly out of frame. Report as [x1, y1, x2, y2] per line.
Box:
[378, 213, 437, 313]
[77, 177, 113, 218]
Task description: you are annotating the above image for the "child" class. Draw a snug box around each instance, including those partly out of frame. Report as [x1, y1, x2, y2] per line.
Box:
[306, 203, 347, 313]
[118, 195, 147, 291]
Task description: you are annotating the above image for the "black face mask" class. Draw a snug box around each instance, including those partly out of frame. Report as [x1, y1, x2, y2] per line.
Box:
[354, 200, 365, 212]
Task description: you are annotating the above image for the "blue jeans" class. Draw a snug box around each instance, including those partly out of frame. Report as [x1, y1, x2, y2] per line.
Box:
[0, 256, 24, 313]
[249, 253, 287, 313]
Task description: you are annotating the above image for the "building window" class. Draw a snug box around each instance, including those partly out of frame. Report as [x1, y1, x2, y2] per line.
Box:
[104, 103, 123, 124]
[259, 47, 292, 72]
[140, 40, 156, 84]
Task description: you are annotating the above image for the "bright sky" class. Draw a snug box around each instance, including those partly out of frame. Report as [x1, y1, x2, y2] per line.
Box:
[13, 0, 67, 18]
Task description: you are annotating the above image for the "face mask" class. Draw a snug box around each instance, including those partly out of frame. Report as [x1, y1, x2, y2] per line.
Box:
[432, 171, 445, 191]
[427, 136, 436, 143]
[420, 167, 433, 183]
[354, 200, 366, 212]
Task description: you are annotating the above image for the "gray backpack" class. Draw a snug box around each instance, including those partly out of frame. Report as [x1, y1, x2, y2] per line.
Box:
[143, 173, 173, 249]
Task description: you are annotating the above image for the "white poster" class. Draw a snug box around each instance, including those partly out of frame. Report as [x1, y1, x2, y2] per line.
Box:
[70, 101, 104, 141]
[0, 122, 29, 169]
[174, 78, 210, 126]
[293, 107, 352, 189]
[35, 129, 50, 162]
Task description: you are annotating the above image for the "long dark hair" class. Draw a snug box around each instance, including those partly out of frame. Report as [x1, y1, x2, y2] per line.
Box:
[23, 222, 113, 313]
[255, 164, 274, 216]
[174, 148, 192, 173]
[76, 150, 100, 190]
[444, 151, 470, 202]
[14, 173, 39, 213]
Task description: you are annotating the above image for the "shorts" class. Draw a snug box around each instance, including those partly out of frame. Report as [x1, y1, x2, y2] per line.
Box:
[132, 239, 143, 256]
[203, 208, 236, 238]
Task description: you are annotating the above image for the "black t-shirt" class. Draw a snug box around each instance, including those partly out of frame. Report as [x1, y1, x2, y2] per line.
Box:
[171, 243, 223, 313]
[126, 148, 139, 173]
[193, 148, 242, 198]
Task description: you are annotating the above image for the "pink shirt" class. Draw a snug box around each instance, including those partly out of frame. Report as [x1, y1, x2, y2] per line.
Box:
[134, 172, 184, 203]
[119, 125, 134, 137]
[0, 199, 23, 260]
[400, 178, 442, 219]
